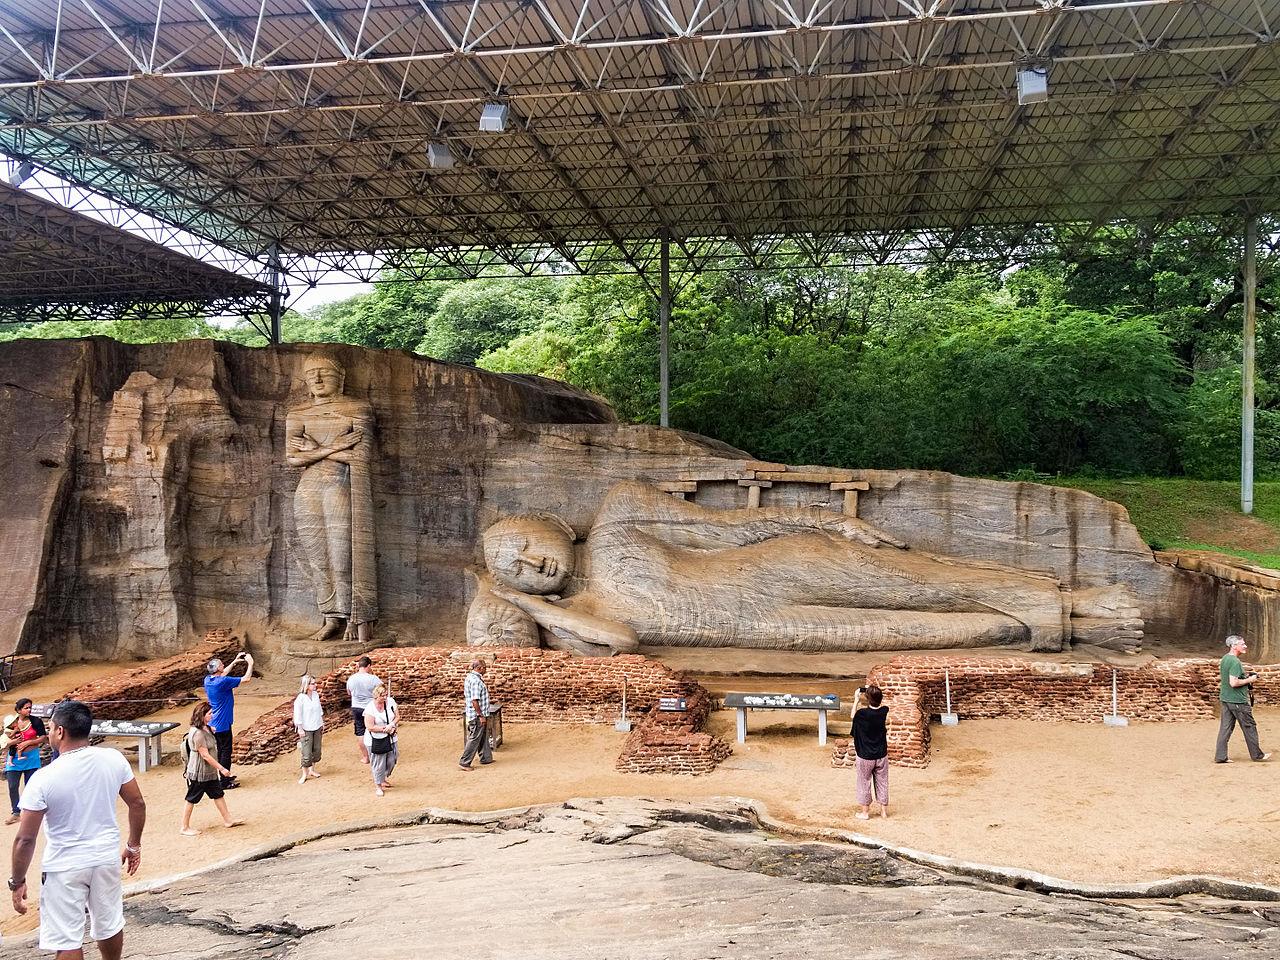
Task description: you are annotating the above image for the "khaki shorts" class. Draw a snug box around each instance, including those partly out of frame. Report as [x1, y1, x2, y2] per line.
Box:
[39, 864, 124, 951]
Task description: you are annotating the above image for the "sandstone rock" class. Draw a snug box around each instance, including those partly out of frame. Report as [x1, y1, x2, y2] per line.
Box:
[2, 339, 1277, 663]
[2, 797, 1274, 960]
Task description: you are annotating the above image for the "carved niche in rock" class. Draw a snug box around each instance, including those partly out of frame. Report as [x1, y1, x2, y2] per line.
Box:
[468, 481, 1144, 656]
[285, 354, 379, 645]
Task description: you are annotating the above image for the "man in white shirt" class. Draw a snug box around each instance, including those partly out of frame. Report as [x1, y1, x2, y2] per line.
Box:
[345, 656, 382, 764]
[10, 700, 147, 959]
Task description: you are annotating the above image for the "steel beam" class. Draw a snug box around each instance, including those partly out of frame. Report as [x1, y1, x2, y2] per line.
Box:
[1242, 214, 1258, 515]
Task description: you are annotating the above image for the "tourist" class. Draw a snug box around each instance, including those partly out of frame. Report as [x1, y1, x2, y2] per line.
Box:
[459, 658, 494, 771]
[204, 651, 254, 788]
[293, 674, 324, 784]
[180, 702, 242, 836]
[346, 655, 382, 764]
[4, 701, 46, 825]
[363, 684, 398, 797]
[852, 685, 889, 820]
[15, 697, 49, 746]
[10, 700, 146, 960]
[1215, 635, 1270, 763]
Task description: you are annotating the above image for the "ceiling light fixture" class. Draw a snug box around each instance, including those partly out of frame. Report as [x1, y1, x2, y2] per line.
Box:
[9, 160, 34, 186]
[1016, 63, 1050, 105]
[479, 102, 509, 132]
[427, 141, 455, 169]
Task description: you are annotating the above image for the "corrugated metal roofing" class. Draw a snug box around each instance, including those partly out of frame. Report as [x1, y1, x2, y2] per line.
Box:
[0, 180, 270, 320]
[0, 1, 1274, 272]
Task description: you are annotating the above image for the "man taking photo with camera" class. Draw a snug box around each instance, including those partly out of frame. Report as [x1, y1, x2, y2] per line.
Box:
[1215, 634, 1270, 763]
[204, 652, 254, 789]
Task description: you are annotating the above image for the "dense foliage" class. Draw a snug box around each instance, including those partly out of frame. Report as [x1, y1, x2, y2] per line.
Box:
[5, 221, 1277, 478]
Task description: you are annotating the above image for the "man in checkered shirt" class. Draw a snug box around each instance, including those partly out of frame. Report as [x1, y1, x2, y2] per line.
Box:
[459, 659, 493, 771]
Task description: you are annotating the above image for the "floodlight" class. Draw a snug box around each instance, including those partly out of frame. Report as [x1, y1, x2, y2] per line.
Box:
[9, 160, 34, 186]
[479, 102, 509, 132]
[1016, 64, 1049, 105]
[427, 141, 455, 169]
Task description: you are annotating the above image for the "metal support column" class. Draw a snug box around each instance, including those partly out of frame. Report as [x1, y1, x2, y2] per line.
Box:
[659, 234, 671, 428]
[1242, 216, 1257, 515]
[267, 242, 284, 345]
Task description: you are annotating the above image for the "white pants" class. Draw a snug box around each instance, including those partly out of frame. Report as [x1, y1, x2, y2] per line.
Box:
[39, 864, 124, 952]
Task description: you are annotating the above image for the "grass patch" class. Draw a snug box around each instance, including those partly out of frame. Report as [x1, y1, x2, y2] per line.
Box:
[1047, 477, 1280, 570]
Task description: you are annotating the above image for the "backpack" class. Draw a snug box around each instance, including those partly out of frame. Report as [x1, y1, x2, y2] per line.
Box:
[180, 729, 196, 780]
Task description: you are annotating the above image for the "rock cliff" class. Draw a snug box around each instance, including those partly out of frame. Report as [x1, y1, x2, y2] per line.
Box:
[1, 338, 1274, 662]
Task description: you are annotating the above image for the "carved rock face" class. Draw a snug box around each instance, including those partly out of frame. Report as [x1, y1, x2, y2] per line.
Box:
[465, 593, 540, 647]
[303, 355, 344, 400]
[482, 516, 575, 595]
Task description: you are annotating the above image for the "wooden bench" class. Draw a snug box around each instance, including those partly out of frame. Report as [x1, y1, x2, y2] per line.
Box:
[723, 692, 841, 746]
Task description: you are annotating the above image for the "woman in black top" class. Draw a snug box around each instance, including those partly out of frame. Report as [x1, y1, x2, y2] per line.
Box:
[852, 685, 890, 820]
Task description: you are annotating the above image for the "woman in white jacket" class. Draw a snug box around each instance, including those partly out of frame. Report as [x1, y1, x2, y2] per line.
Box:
[293, 675, 325, 784]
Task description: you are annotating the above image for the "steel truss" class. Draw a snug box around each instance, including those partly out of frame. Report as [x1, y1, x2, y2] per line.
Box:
[0, 0, 1274, 290]
[0, 177, 272, 325]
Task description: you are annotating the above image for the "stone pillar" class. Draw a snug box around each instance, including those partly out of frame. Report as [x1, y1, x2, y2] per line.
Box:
[830, 481, 870, 516]
[737, 479, 772, 508]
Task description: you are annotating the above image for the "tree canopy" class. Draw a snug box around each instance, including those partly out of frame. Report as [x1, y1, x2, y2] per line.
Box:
[4, 220, 1276, 479]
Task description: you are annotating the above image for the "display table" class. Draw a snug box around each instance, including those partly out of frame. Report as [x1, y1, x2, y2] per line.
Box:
[31, 706, 179, 773]
[722, 692, 841, 746]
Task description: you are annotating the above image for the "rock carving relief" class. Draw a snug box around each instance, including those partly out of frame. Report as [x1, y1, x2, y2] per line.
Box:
[469, 480, 1144, 656]
[285, 354, 378, 645]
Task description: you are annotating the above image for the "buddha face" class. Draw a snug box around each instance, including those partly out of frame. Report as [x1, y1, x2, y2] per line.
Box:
[483, 516, 575, 594]
[303, 358, 344, 399]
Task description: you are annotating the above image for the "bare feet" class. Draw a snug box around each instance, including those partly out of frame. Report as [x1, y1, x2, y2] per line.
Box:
[180, 828, 200, 836]
[4, 814, 18, 825]
[458, 764, 473, 773]
[298, 773, 308, 784]
[223, 820, 245, 828]
[879, 807, 889, 818]
[855, 812, 870, 821]
[308, 616, 345, 642]
[308, 770, 321, 779]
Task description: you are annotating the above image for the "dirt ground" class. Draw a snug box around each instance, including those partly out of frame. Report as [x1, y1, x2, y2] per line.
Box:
[2, 662, 1278, 937]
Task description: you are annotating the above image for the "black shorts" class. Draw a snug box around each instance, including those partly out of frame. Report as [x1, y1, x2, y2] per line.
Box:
[185, 779, 225, 804]
[351, 707, 367, 736]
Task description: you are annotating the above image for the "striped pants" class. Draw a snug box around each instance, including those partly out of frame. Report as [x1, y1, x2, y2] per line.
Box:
[855, 756, 889, 806]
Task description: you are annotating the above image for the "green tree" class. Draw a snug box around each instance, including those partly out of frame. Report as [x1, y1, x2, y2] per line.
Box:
[419, 276, 564, 363]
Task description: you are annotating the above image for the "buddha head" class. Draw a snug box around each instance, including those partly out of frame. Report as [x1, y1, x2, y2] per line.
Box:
[302, 354, 345, 400]
[482, 513, 576, 594]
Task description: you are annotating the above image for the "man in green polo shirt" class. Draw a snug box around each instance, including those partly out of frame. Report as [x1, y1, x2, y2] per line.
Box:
[1215, 635, 1270, 763]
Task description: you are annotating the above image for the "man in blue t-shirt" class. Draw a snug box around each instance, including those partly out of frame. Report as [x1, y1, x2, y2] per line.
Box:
[203, 653, 254, 788]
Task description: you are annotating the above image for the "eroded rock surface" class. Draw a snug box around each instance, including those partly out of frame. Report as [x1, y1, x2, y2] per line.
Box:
[3, 338, 1277, 662]
[3, 798, 1274, 960]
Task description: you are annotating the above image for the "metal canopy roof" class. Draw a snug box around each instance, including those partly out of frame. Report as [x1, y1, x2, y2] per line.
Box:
[0, 180, 271, 323]
[0, 1, 1276, 277]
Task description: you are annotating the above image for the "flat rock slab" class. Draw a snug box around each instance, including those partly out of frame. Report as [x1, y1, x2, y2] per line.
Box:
[5, 798, 1278, 959]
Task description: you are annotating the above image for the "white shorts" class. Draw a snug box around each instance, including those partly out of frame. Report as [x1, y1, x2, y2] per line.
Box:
[39, 864, 125, 952]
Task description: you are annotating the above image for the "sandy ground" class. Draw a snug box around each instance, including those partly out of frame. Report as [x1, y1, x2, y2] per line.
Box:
[3, 662, 1279, 937]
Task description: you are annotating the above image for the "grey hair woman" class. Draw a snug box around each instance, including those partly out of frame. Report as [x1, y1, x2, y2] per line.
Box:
[362, 683, 398, 796]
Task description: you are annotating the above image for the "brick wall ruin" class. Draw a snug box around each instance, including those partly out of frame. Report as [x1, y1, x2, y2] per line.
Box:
[60, 630, 242, 720]
[233, 645, 731, 774]
[614, 683, 732, 775]
[832, 655, 1280, 768]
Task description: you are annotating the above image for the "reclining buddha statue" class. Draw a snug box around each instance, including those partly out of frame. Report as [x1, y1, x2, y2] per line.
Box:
[467, 481, 1143, 657]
